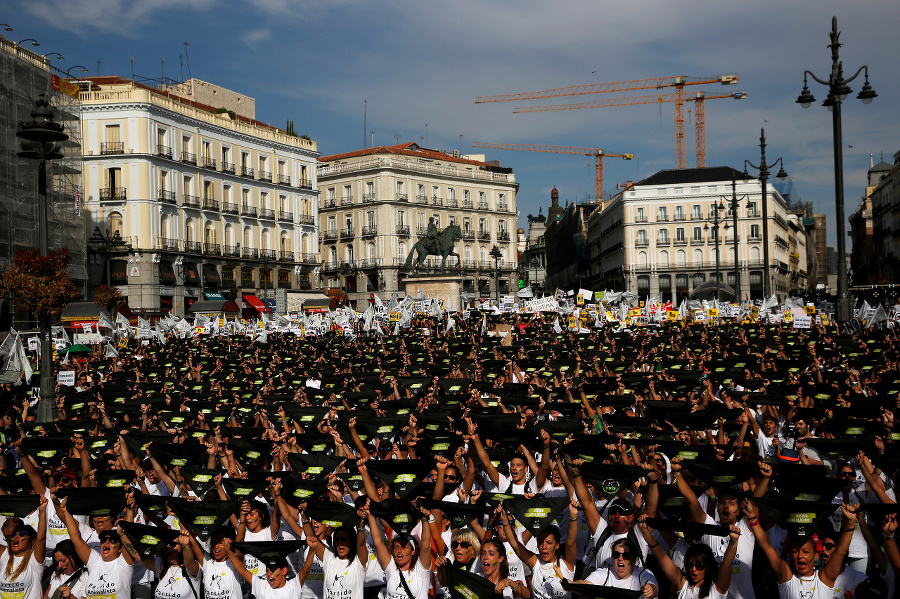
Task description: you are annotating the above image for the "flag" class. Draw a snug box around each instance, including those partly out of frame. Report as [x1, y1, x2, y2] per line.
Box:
[552, 318, 563, 334]
[517, 285, 533, 299]
[97, 314, 116, 330]
[480, 314, 487, 336]
[868, 305, 888, 328]
[105, 343, 119, 358]
[760, 294, 778, 312]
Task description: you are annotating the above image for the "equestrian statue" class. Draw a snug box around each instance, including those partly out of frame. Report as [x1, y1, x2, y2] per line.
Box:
[404, 220, 462, 271]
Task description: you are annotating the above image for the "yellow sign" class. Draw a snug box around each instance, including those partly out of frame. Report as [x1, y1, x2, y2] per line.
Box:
[805, 305, 816, 315]
[195, 326, 205, 335]
[118, 338, 128, 349]
[628, 308, 641, 318]
[750, 306, 760, 319]
[667, 310, 679, 321]
[820, 314, 830, 326]
[389, 311, 402, 322]
[782, 310, 794, 323]
[707, 308, 719, 318]
[567, 316, 577, 329]
[576, 295, 585, 306]
[218, 317, 225, 327]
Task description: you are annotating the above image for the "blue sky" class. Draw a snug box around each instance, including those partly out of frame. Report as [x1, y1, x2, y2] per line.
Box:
[5, 0, 900, 247]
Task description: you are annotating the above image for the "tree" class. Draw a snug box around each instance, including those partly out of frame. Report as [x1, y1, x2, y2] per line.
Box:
[93, 284, 123, 309]
[0, 248, 78, 318]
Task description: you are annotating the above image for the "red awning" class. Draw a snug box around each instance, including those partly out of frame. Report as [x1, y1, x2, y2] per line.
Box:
[242, 294, 268, 312]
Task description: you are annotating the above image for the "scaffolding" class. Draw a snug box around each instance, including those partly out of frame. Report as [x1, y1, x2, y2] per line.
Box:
[0, 36, 85, 306]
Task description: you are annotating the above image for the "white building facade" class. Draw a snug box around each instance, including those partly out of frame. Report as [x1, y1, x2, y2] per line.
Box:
[79, 77, 320, 316]
[588, 167, 808, 303]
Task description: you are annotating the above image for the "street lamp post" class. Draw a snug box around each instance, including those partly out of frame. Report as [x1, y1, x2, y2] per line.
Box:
[722, 174, 749, 300]
[489, 245, 502, 304]
[797, 16, 877, 322]
[743, 128, 788, 300]
[703, 200, 727, 302]
[16, 94, 68, 423]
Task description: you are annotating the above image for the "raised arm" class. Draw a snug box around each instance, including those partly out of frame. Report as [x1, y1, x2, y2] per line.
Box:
[222, 539, 253, 584]
[567, 460, 602, 534]
[820, 503, 858, 587]
[637, 516, 685, 588]
[499, 504, 536, 569]
[713, 525, 741, 594]
[672, 460, 708, 524]
[740, 499, 791, 584]
[468, 420, 502, 489]
[53, 497, 92, 565]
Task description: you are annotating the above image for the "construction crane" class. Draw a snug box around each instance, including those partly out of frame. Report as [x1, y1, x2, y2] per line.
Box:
[511, 91, 748, 168]
[472, 142, 633, 202]
[475, 75, 738, 169]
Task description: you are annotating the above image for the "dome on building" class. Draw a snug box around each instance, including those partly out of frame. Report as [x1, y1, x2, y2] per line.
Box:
[517, 227, 525, 235]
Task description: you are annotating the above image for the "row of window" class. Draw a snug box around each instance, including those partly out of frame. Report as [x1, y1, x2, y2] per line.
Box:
[635, 203, 759, 221]
[324, 211, 509, 235]
[633, 271, 766, 291]
[326, 183, 507, 209]
[635, 225, 761, 244]
[631, 247, 763, 269]
[325, 243, 511, 264]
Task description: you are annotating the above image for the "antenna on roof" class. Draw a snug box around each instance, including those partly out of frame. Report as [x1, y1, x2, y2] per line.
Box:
[161, 57, 166, 85]
[96, 60, 101, 76]
[179, 54, 184, 83]
[363, 100, 367, 149]
[394, 135, 400, 144]
[130, 57, 135, 88]
[183, 42, 193, 94]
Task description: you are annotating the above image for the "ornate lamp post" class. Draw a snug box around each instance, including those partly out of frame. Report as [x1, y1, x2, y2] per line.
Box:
[796, 16, 876, 322]
[703, 199, 727, 302]
[742, 128, 788, 300]
[489, 245, 503, 303]
[16, 94, 68, 423]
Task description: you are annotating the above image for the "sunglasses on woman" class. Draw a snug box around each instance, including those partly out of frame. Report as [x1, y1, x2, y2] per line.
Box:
[685, 561, 706, 571]
[611, 551, 633, 561]
[451, 541, 471, 549]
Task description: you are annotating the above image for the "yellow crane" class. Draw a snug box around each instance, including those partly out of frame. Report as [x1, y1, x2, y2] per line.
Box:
[471, 142, 633, 201]
[475, 75, 738, 169]
[511, 91, 748, 168]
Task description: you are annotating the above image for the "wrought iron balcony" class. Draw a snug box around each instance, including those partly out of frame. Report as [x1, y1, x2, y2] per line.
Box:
[321, 198, 337, 209]
[299, 253, 320, 264]
[432, 196, 443, 206]
[477, 201, 489, 210]
[498, 203, 508, 212]
[241, 165, 254, 178]
[298, 214, 315, 225]
[242, 248, 259, 259]
[396, 193, 408, 202]
[157, 189, 176, 204]
[241, 205, 257, 217]
[656, 238, 671, 246]
[635, 239, 649, 247]
[497, 231, 510, 241]
[201, 157, 217, 170]
[260, 249, 277, 260]
[181, 151, 196, 164]
[362, 193, 376, 203]
[298, 178, 312, 189]
[203, 243, 221, 255]
[447, 199, 458, 208]
[100, 187, 126, 201]
[258, 170, 272, 183]
[280, 250, 294, 261]
[156, 144, 172, 159]
[396, 225, 410, 235]
[322, 229, 338, 241]
[222, 202, 238, 214]
[278, 211, 294, 222]
[202, 197, 219, 210]
[340, 227, 355, 239]
[361, 226, 377, 236]
[157, 237, 180, 251]
[322, 261, 339, 272]
[341, 196, 354, 206]
[478, 230, 491, 240]
[415, 195, 428, 204]
[183, 194, 201, 208]
[259, 208, 276, 220]
[223, 245, 240, 257]
[184, 241, 202, 254]
[462, 200, 473, 209]
[221, 161, 235, 175]
[101, 142, 124, 155]
[416, 227, 429, 236]
[462, 230, 475, 240]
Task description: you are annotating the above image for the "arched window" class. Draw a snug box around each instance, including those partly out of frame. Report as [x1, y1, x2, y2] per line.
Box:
[224, 223, 233, 247]
[160, 214, 170, 239]
[399, 241, 406, 258]
[346, 245, 354, 263]
[301, 233, 309, 253]
[185, 218, 194, 243]
[261, 229, 270, 250]
[637, 251, 648, 268]
[464, 245, 472, 261]
[329, 245, 337, 263]
[693, 248, 703, 266]
[480, 247, 486, 262]
[658, 250, 669, 268]
[108, 212, 123, 237]
[368, 243, 376, 260]
[676, 249, 686, 267]
[751, 247, 761, 262]
[280, 232, 289, 252]
[243, 226, 252, 248]
[204, 221, 215, 245]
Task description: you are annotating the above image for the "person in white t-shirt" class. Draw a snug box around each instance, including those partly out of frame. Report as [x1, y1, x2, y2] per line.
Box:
[223, 539, 303, 599]
[57, 499, 135, 599]
[571, 537, 658, 598]
[304, 521, 368, 599]
[120, 525, 200, 599]
[0, 499, 47, 599]
[45, 539, 86, 599]
[186, 527, 244, 599]
[743, 499, 857, 599]
[638, 516, 740, 599]
[468, 419, 551, 495]
[478, 538, 527, 598]
[367, 509, 433, 599]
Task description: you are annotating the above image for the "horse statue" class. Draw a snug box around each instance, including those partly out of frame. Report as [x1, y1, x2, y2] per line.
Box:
[404, 223, 462, 271]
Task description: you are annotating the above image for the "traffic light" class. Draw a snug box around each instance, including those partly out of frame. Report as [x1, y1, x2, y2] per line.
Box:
[518, 278, 525, 289]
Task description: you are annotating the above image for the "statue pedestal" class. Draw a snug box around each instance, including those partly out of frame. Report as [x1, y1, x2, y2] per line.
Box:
[403, 274, 463, 309]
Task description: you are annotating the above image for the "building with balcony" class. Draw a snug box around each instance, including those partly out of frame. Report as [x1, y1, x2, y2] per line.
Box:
[587, 166, 808, 303]
[317, 142, 519, 307]
[79, 76, 320, 316]
[858, 153, 896, 284]
[0, 37, 86, 311]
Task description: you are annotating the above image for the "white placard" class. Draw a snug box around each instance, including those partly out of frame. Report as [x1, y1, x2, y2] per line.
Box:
[58, 371, 76, 386]
[793, 315, 812, 329]
[27, 337, 38, 352]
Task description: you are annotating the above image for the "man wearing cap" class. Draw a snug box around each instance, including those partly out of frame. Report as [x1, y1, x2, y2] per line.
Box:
[55, 498, 135, 599]
[224, 538, 302, 599]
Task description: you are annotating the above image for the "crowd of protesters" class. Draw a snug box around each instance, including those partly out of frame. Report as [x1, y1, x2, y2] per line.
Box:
[0, 310, 897, 599]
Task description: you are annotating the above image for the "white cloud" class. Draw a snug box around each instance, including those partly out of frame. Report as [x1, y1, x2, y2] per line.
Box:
[240, 28, 272, 50]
